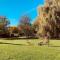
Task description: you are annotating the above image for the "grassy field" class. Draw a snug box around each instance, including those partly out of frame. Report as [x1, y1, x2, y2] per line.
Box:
[0, 38, 60, 60]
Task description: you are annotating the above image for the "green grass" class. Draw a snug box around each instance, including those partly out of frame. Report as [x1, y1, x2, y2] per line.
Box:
[0, 38, 60, 60]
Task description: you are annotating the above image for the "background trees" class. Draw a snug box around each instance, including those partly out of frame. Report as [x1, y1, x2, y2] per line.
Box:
[0, 16, 10, 37]
[18, 16, 36, 38]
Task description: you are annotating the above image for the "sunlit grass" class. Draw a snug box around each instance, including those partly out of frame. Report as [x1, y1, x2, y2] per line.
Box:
[0, 38, 60, 60]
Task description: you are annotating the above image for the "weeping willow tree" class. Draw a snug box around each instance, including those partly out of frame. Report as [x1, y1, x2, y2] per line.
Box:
[36, 0, 60, 39]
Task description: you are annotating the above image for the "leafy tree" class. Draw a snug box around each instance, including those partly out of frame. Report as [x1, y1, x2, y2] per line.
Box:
[37, 0, 60, 39]
[0, 16, 10, 37]
[12, 27, 18, 33]
[18, 16, 36, 38]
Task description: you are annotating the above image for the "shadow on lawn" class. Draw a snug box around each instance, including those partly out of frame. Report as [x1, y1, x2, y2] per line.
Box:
[49, 45, 60, 47]
[0, 41, 60, 47]
[0, 42, 25, 46]
[3, 37, 38, 40]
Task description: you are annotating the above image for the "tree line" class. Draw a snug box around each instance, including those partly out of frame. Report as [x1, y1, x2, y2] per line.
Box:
[0, 16, 37, 38]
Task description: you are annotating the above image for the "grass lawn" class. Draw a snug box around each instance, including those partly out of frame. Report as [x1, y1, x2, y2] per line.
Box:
[0, 38, 60, 60]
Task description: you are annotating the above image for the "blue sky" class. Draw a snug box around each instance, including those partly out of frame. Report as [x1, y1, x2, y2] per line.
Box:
[0, 0, 44, 26]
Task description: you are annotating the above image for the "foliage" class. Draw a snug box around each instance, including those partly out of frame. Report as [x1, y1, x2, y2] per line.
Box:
[12, 27, 18, 33]
[37, 0, 60, 39]
[18, 16, 36, 38]
[0, 17, 10, 37]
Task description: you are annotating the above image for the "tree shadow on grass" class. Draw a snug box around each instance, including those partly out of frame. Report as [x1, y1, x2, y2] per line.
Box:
[3, 37, 38, 40]
[0, 41, 60, 47]
[48, 44, 60, 47]
[49, 45, 60, 47]
[0, 42, 25, 46]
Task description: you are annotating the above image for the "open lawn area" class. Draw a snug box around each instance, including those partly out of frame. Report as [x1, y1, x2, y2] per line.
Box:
[0, 38, 60, 60]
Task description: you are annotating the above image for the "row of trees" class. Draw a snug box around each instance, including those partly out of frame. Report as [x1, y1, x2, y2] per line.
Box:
[0, 16, 37, 38]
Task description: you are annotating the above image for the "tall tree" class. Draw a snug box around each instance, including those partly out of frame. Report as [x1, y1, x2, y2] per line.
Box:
[18, 16, 35, 38]
[36, 0, 60, 39]
[0, 16, 10, 37]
